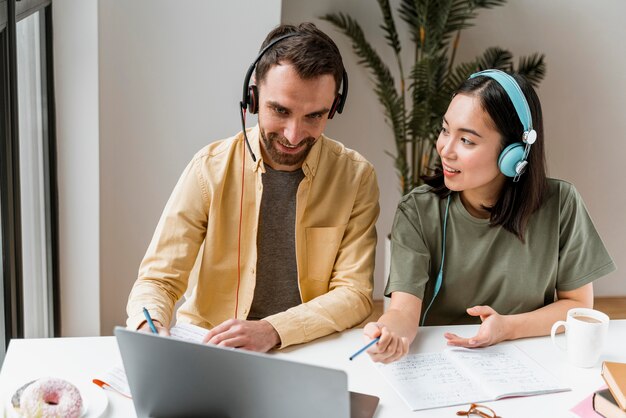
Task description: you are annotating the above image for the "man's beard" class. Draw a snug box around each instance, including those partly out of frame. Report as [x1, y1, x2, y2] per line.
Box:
[260, 128, 317, 168]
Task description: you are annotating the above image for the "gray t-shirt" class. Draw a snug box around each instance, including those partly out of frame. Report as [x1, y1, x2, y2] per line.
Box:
[385, 178, 616, 326]
[248, 165, 305, 320]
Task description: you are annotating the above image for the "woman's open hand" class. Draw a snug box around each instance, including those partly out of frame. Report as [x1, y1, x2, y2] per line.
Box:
[444, 305, 510, 348]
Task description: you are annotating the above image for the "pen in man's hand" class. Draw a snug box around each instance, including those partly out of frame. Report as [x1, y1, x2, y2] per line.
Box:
[349, 337, 381, 361]
[142, 307, 159, 334]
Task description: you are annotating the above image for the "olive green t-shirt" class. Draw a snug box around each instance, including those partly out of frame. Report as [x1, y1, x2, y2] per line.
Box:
[385, 178, 616, 326]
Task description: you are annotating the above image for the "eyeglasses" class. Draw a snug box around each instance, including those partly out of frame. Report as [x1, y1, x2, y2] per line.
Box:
[456, 403, 501, 418]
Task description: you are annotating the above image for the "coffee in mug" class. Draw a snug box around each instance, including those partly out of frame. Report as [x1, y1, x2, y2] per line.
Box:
[571, 315, 602, 324]
[550, 308, 609, 368]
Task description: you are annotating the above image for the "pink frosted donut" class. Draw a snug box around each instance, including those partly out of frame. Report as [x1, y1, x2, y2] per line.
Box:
[19, 377, 83, 418]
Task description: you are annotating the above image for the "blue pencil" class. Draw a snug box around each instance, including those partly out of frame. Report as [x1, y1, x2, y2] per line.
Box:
[142, 307, 159, 334]
[349, 337, 381, 361]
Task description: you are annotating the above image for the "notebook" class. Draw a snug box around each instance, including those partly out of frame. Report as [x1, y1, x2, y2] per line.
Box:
[593, 388, 626, 418]
[114, 327, 379, 418]
[602, 361, 626, 410]
[376, 344, 569, 411]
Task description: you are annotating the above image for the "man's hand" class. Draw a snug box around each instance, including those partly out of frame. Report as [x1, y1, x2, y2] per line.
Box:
[137, 319, 170, 336]
[444, 305, 510, 348]
[202, 319, 281, 352]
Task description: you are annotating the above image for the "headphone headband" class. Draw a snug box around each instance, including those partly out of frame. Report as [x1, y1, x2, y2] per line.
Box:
[469, 69, 536, 145]
[469, 69, 536, 181]
[240, 32, 348, 118]
[241, 33, 299, 110]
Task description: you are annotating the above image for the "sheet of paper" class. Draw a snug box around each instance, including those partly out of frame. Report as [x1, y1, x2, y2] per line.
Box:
[93, 365, 131, 398]
[448, 345, 569, 399]
[169, 322, 209, 343]
[94, 323, 209, 398]
[376, 351, 488, 410]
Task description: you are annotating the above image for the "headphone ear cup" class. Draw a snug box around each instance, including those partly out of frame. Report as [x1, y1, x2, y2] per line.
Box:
[248, 85, 259, 114]
[498, 142, 525, 177]
[328, 95, 341, 119]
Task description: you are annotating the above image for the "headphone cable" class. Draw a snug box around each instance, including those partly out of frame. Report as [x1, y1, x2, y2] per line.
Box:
[235, 126, 247, 319]
[421, 194, 451, 326]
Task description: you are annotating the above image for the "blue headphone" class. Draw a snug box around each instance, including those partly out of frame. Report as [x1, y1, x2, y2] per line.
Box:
[469, 69, 537, 182]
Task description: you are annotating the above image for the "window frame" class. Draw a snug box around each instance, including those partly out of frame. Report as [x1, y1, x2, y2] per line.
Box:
[1, 0, 58, 360]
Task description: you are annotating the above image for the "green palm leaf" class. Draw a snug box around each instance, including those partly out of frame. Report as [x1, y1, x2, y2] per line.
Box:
[377, 0, 401, 55]
[443, 60, 480, 93]
[321, 12, 409, 186]
[470, 0, 508, 8]
[515, 53, 547, 88]
[398, 0, 422, 46]
[476, 47, 513, 71]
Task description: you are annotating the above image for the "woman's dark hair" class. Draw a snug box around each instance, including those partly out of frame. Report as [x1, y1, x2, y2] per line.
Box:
[424, 73, 548, 242]
[255, 23, 344, 95]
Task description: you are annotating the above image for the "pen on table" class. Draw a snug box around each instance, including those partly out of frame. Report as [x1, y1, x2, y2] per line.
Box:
[349, 337, 381, 361]
[142, 307, 159, 334]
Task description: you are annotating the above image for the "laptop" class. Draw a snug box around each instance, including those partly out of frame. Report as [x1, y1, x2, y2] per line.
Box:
[114, 327, 379, 418]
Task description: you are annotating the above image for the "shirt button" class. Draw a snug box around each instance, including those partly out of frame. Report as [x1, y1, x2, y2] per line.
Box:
[251, 268, 255, 274]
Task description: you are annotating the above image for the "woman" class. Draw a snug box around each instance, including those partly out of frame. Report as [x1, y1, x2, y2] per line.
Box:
[365, 70, 616, 363]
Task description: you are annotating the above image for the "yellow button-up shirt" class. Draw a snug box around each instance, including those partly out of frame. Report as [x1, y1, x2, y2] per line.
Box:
[127, 126, 379, 348]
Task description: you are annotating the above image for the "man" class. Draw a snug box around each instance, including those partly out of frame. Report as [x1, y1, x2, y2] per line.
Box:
[126, 22, 379, 352]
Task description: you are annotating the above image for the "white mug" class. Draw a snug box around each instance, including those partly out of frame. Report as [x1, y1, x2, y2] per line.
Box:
[550, 308, 609, 368]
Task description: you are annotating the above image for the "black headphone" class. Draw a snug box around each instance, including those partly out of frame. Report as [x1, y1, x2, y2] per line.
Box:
[239, 32, 349, 161]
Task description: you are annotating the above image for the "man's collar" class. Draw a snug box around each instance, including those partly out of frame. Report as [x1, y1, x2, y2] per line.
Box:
[301, 134, 322, 178]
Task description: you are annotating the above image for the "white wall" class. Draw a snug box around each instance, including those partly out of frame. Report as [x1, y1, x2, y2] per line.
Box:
[282, 0, 626, 297]
[53, 0, 100, 336]
[97, 1, 281, 335]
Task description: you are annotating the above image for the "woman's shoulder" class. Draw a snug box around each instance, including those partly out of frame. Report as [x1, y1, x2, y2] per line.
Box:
[399, 184, 438, 204]
[397, 184, 446, 215]
[393, 185, 447, 235]
[545, 178, 582, 206]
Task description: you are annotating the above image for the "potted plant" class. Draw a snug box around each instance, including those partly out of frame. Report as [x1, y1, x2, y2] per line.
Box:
[322, 0, 546, 195]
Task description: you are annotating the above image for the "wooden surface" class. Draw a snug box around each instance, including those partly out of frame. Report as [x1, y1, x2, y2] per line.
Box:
[594, 297, 626, 320]
[361, 297, 626, 326]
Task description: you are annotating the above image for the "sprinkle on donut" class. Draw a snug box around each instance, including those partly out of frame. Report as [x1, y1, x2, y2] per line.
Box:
[17, 377, 83, 418]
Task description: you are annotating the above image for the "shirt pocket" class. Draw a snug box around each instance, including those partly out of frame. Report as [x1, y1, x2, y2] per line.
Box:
[305, 225, 346, 282]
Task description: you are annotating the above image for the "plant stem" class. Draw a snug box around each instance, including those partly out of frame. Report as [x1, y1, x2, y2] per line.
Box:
[395, 39, 408, 191]
[448, 30, 461, 76]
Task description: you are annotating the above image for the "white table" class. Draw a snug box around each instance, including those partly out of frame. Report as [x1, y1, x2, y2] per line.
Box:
[1, 321, 624, 418]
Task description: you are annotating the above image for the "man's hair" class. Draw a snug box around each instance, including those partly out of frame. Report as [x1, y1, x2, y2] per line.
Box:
[255, 23, 344, 94]
[424, 73, 548, 242]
